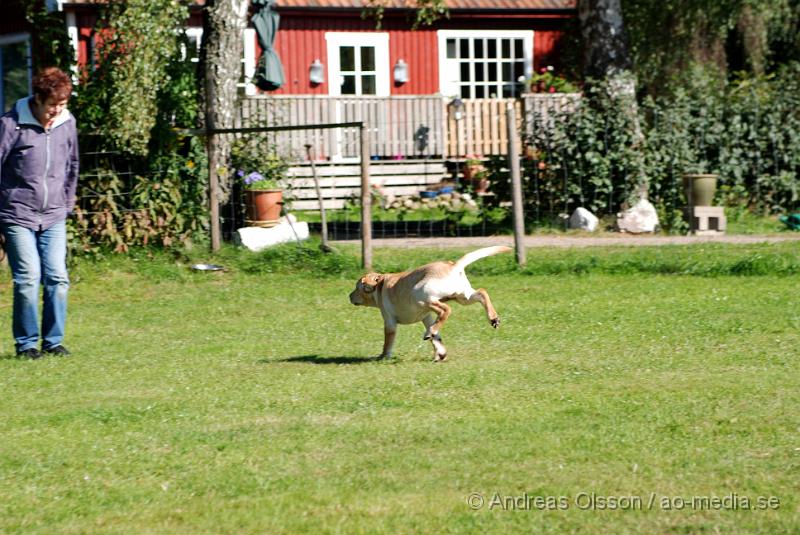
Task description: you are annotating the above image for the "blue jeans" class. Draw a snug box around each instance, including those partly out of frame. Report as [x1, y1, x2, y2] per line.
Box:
[1, 222, 69, 352]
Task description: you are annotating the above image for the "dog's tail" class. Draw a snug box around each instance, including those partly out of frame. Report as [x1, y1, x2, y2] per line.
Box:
[454, 245, 512, 270]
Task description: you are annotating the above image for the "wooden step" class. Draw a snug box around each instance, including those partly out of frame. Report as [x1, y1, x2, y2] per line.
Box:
[286, 160, 449, 211]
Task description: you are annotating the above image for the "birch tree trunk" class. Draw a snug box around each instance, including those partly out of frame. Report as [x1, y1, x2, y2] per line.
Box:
[578, 0, 647, 201]
[201, 0, 249, 204]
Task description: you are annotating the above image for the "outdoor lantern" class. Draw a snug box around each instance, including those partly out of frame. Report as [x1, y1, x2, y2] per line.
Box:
[309, 59, 324, 85]
[451, 97, 465, 121]
[393, 59, 409, 84]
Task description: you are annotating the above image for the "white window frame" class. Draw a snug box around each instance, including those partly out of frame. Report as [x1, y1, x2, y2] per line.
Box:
[325, 32, 390, 97]
[65, 12, 79, 82]
[182, 27, 203, 64]
[437, 30, 534, 99]
[0, 33, 33, 110]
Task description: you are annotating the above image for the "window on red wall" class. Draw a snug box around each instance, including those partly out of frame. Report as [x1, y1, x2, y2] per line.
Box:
[438, 30, 533, 99]
[0, 34, 31, 112]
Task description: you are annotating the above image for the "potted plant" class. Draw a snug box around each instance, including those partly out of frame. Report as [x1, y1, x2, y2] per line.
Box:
[461, 155, 490, 193]
[526, 66, 580, 94]
[682, 163, 718, 207]
[231, 137, 290, 227]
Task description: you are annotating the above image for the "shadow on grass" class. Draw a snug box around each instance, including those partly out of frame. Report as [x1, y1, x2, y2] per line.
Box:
[263, 354, 392, 365]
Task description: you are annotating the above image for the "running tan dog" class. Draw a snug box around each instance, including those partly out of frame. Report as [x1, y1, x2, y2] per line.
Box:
[349, 246, 512, 361]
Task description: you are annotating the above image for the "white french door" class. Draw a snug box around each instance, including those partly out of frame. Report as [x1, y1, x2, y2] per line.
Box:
[326, 32, 390, 97]
[326, 32, 390, 159]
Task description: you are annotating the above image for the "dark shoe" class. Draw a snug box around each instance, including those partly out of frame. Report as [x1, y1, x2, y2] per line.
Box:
[42, 345, 71, 356]
[17, 348, 43, 360]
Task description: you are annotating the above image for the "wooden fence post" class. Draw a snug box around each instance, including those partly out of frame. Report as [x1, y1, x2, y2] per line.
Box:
[507, 103, 526, 266]
[207, 132, 221, 253]
[204, 64, 221, 253]
[360, 123, 372, 270]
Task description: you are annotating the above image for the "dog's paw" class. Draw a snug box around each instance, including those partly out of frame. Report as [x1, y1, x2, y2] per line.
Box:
[434, 352, 448, 362]
[490, 316, 500, 329]
[423, 329, 440, 341]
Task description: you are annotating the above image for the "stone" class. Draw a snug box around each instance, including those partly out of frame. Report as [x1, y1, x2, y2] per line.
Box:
[568, 207, 599, 232]
[235, 214, 309, 251]
[616, 198, 659, 233]
[686, 206, 726, 235]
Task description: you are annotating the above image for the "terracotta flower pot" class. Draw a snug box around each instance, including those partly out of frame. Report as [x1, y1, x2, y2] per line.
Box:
[467, 177, 490, 193]
[682, 173, 718, 207]
[462, 162, 489, 193]
[244, 189, 283, 227]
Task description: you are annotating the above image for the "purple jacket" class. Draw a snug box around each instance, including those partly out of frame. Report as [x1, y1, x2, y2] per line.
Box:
[0, 97, 79, 230]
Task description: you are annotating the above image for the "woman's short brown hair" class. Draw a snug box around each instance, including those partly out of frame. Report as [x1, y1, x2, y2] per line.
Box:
[32, 67, 73, 102]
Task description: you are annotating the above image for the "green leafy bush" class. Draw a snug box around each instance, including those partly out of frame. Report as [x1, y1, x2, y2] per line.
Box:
[504, 63, 800, 232]
[231, 136, 290, 191]
[69, 2, 208, 255]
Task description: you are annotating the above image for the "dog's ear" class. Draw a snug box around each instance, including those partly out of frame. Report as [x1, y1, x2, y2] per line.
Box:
[361, 273, 384, 292]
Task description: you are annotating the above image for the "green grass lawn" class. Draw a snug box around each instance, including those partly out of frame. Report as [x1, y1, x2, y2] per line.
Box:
[1, 243, 798, 533]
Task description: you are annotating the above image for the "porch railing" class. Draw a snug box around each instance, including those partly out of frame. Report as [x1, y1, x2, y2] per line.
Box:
[239, 95, 446, 161]
[447, 98, 522, 159]
[239, 93, 581, 162]
[521, 93, 581, 140]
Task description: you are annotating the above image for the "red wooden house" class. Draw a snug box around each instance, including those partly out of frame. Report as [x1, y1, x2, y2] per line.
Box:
[3, 1, 575, 122]
[247, 0, 577, 164]
[3, 0, 578, 205]
[266, 0, 574, 99]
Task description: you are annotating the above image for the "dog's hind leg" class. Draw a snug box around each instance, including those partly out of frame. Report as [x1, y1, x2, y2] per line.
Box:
[422, 314, 448, 362]
[457, 288, 501, 328]
[426, 300, 452, 338]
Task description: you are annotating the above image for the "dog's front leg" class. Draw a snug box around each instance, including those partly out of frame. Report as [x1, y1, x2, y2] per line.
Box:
[381, 319, 397, 359]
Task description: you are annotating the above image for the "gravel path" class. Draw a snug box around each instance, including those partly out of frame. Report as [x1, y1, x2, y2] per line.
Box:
[338, 234, 800, 249]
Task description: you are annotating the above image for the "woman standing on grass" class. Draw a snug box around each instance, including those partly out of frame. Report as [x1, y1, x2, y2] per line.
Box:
[0, 67, 79, 359]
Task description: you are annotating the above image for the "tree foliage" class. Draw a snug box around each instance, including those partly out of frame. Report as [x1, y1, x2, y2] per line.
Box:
[72, 0, 190, 157]
[23, 0, 75, 72]
[622, 0, 800, 93]
[362, 0, 449, 29]
[488, 63, 800, 231]
[69, 0, 209, 254]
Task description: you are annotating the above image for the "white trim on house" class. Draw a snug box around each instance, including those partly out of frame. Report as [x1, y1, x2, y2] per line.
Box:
[176, 27, 257, 96]
[325, 32, 390, 97]
[65, 11, 79, 82]
[243, 28, 257, 96]
[437, 30, 534, 98]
